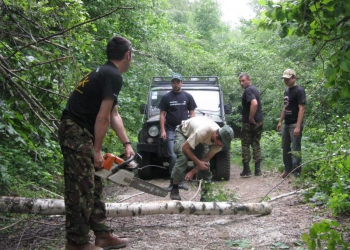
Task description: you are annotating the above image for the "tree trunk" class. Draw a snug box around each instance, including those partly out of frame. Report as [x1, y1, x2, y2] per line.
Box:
[0, 196, 271, 216]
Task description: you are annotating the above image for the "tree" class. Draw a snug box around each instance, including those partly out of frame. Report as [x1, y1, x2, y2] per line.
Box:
[256, 0, 350, 100]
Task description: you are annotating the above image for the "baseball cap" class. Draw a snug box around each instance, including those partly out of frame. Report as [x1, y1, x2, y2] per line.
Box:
[171, 73, 182, 81]
[218, 125, 234, 148]
[281, 69, 296, 79]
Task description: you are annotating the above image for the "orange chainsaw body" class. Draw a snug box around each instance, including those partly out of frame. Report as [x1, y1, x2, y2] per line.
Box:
[96, 153, 167, 197]
[103, 153, 124, 170]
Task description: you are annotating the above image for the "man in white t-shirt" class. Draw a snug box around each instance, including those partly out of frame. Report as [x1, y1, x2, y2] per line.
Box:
[170, 116, 234, 201]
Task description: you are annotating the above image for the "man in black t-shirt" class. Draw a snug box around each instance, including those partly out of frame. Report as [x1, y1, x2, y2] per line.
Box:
[158, 73, 197, 192]
[58, 36, 133, 250]
[277, 69, 306, 178]
[239, 73, 263, 177]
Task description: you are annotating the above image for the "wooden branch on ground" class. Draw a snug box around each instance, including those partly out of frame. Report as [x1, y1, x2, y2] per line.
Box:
[259, 156, 329, 202]
[0, 197, 272, 217]
[117, 192, 145, 203]
[0, 219, 24, 231]
[269, 187, 315, 202]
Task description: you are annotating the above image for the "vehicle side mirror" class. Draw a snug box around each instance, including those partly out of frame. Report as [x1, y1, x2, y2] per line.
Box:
[140, 104, 147, 114]
[224, 104, 232, 114]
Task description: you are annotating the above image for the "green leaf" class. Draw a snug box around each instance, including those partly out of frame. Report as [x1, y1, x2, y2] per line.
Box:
[340, 61, 349, 72]
[301, 233, 311, 242]
[310, 226, 319, 238]
[319, 221, 331, 232]
[327, 239, 336, 250]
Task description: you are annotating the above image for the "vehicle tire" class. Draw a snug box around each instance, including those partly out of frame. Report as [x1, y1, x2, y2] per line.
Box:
[213, 149, 231, 181]
[137, 152, 153, 180]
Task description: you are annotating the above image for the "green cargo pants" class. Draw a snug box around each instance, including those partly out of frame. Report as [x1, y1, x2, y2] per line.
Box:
[171, 126, 213, 182]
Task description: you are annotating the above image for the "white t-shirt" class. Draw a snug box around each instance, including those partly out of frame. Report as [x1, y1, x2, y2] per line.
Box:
[181, 116, 221, 154]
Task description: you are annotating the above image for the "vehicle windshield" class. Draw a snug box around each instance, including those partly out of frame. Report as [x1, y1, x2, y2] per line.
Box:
[149, 89, 221, 118]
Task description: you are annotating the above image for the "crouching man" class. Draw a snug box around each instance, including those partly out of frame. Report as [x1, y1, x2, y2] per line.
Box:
[170, 116, 234, 201]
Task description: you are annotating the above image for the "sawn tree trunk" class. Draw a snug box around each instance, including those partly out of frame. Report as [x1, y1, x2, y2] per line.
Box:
[0, 196, 272, 216]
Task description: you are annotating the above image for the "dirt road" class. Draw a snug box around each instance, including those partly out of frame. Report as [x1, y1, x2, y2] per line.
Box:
[101, 164, 316, 250]
[1, 164, 318, 249]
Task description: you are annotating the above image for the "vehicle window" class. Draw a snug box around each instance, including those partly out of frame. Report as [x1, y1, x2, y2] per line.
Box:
[187, 90, 220, 113]
[148, 89, 220, 118]
[150, 90, 169, 116]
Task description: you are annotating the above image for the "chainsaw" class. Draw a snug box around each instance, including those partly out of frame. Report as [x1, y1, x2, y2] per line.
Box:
[95, 153, 168, 197]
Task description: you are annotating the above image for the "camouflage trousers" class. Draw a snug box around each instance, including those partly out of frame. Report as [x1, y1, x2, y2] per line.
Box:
[58, 119, 112, 245]
[241, 121, 263, 163]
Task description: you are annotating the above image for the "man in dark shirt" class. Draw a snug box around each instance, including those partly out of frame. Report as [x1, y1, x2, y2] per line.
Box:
[58, 36, 133, 250]
[239, 73, 263, 177]
[158, 73, 197, 192]
[277, 69, 306, 178]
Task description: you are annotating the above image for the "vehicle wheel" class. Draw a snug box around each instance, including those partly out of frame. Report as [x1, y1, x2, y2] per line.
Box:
[137, 152, 153, 180]
[213, 149, 231, 181]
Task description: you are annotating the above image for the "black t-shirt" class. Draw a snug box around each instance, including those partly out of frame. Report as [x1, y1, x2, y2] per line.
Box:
[242, 85, 263, 123]
[61, 61, 122, 135]
[284, 85, 306, 124]
[158, 91, 197, 131]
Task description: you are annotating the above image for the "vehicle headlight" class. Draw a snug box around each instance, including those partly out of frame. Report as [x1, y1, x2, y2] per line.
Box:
[148, 126, 159, 137]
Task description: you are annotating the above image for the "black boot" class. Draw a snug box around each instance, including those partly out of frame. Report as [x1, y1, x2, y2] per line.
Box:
[167, 179, 173, 192]
[255, 162, 262, 176]
[240, 162, 252, 177]
[170, 185, 181, 200]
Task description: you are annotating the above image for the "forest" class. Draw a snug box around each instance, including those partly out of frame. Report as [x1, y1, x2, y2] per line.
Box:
[0, 0, 349, 248]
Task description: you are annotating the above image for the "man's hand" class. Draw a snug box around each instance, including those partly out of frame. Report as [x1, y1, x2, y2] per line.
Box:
[185, 169, 196, 181]
[124, 144, 135, 159]
[249, 117, 256, 124]
[185, 161, 209, 180]
[293, 126, 301, 137]
[197, 161, 210, 171]
[94, 151, 104, 169]
[276, 122, 282, 132]
[160, 130, 167, 140]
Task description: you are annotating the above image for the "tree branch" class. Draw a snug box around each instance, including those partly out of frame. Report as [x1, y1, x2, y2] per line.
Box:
[259, 155, 331, 202]
[7, 6, 134, 59]
[133, 49, 173, 69]
[11, 56, 73, 73]
[0, 63, 59, 135]
[0, 60, 67, 98]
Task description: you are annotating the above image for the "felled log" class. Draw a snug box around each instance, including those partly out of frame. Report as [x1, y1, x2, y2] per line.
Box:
[0, 196, 271, 216]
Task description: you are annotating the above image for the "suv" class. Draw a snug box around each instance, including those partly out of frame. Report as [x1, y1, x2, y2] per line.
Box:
[137, 76, 232, 180]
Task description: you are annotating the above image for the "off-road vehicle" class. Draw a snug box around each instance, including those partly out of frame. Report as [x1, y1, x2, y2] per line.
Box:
[137, 76, 232, 180]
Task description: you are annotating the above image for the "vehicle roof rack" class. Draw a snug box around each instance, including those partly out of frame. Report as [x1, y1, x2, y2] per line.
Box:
[151, 76, 219, 85]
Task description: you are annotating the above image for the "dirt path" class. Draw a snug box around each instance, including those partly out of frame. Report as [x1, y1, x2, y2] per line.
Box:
[102, 164, 316, 250]
[1, 164, 319, 250]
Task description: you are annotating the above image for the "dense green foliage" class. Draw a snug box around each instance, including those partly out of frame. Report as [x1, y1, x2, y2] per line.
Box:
[257, 0, 350, 101]
[252, 0, 350, 237]
[301, 219, 349, 249]
[0, 0, 349, 239]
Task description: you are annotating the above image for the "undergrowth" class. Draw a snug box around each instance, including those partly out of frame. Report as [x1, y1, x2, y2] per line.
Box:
[232, 115, 350, 246]
[200, 181, 238, 202]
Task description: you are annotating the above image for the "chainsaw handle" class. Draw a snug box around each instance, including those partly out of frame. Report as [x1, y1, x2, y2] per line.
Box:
[110, 153, 142, 173]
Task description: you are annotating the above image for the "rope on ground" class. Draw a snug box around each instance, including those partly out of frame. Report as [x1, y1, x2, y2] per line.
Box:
[189, 179, 203, 201]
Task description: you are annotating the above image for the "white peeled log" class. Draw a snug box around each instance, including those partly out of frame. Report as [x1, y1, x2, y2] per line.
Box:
[0, 197, 272, 216]
[106, 201, 272, 217]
